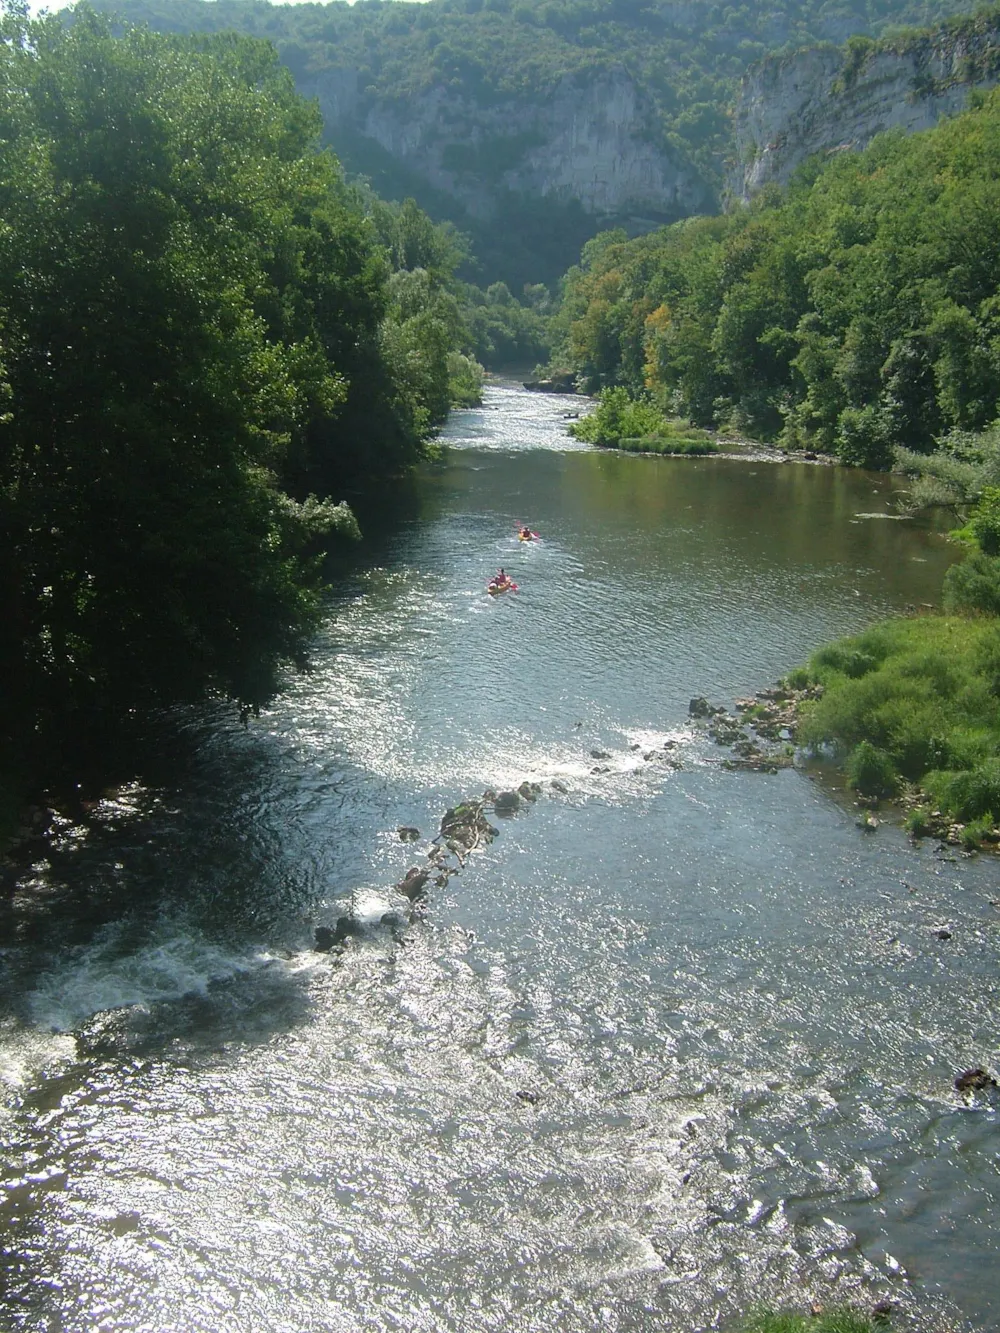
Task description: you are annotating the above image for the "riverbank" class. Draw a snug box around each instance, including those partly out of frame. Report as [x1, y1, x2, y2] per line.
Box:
[695, 612, 1000, 849]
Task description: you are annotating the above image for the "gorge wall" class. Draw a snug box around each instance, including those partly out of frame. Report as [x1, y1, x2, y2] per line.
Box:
[730, 16, 1000, 200]
[300, 66, 712, 229]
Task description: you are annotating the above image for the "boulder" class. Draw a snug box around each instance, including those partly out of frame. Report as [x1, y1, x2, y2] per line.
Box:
[397, 826, 421, 842]
[955, 1067, 996, 1092]
[688, 696, 721, 718]
[314, 916, 365, 951]
[313, 926, 337, 952]
[493, 790, 520, 814]
[396, 866, 430, 900]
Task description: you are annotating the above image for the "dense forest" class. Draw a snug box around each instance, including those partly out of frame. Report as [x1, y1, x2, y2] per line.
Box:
[0, 3, 491, 819]
[553, 85, 1000, 466]
[95, 0, 985, 286]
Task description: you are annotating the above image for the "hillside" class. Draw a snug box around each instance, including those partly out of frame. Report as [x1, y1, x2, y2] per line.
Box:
[94, 0, 982, 288]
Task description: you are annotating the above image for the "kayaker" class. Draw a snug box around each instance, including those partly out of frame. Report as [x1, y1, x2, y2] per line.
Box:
[519, 527, 533, 540]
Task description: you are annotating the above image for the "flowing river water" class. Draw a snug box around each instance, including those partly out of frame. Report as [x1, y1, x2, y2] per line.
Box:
[1, 383, 998, 1331]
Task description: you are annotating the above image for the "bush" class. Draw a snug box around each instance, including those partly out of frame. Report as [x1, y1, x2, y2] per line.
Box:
[799, 616, 1000, 822]
[568, 388, 718, 453]
[846, 741, 898, 797]
[906, 805, 932, 836]
[943, 552, 1000, 616]
[836, 404, 895, 471]
[961, 814, 993, 848]
[968, 485, 1000, 554]
[448, 351, 485, 407]
[937, 758, 1000, 821]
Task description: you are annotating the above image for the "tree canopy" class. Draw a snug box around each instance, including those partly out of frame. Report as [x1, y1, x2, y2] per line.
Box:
[0, 2, 475, 793]
[552, 84, 1000, 466]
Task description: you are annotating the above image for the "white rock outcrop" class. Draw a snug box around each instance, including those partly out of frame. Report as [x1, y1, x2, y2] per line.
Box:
[730, 22, 1000, 200]
[301, 66, 710, 223]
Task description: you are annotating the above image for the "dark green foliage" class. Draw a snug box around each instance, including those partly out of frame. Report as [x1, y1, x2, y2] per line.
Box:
[555, 85, 1000, 461]
[0, 5, 471, 793]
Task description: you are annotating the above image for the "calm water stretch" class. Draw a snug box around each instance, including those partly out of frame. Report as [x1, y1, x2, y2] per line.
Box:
[2, 383, 998, 1332]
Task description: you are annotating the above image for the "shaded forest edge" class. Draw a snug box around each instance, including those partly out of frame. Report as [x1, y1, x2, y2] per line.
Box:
[0, 4, 533, 841]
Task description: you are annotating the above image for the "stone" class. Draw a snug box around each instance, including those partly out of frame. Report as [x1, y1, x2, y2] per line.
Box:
[397, 826, 421, 842]
[589, 749, 611, 759]
[515, 1089, 540, 1105]
[396, 866, 430, 900]
[493, 790, 520, 813]
[688, 696, 715, 718]
[955, 1067, 996, 1092]
[550, 779, 569, 793]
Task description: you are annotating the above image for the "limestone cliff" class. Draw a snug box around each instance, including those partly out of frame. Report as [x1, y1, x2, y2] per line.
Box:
[730, 16, 1000, 200]
[301, 66, 711, 227]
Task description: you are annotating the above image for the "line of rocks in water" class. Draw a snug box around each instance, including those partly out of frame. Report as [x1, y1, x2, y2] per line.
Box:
[313, 781, 546, 951]
[312, 734, 690, 951]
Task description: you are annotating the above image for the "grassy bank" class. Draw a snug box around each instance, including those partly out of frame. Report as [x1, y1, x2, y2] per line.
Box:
[789, 614, 1000, 841]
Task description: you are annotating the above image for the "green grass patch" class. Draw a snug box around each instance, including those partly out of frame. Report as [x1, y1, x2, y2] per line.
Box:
[617, 427, 718, 456]
[733, 1310, 889, 1333]
[796, 616, 1000, 821]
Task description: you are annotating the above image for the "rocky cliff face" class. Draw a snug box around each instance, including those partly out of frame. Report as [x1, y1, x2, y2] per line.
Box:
[301, 67, 711, 226]
[730, 21, 1000, 200]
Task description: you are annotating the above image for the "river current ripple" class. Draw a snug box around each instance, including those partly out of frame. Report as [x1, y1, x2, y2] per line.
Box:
[0, 383, 997, 1331]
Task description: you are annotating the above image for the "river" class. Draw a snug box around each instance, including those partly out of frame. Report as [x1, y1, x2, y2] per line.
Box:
[0, 383, 997, 1331]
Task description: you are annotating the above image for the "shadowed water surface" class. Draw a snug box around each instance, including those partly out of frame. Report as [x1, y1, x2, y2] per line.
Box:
[0, 384, 997, 1332]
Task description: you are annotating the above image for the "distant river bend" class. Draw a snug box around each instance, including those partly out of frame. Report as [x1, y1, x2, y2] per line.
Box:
[0, 382, 997, 1333]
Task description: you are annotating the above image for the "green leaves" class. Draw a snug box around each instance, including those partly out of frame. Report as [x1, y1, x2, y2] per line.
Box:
[0, 6, 461, 772]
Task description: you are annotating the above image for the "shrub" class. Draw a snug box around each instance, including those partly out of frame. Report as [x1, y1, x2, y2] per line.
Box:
[836, 404, 895, 471]
[906, 805, 932, 836]
[968, 485, 1000, 554]
[961, 814, 993, 848]
[938, 758, 1000, 821]
[569, 388, 716, 453]
[846, 740, 898, 797]
[944, 552, 1000, 616]
[448, 352, 485, 407]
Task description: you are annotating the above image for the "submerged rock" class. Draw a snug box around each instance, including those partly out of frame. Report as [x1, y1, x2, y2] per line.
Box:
[955, 1067, 997, 1092]
[314, 916, 366, 951]
[397, 826, 421, 842]
[396, 866, 431, 900]
[688, 696, 722, 718]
